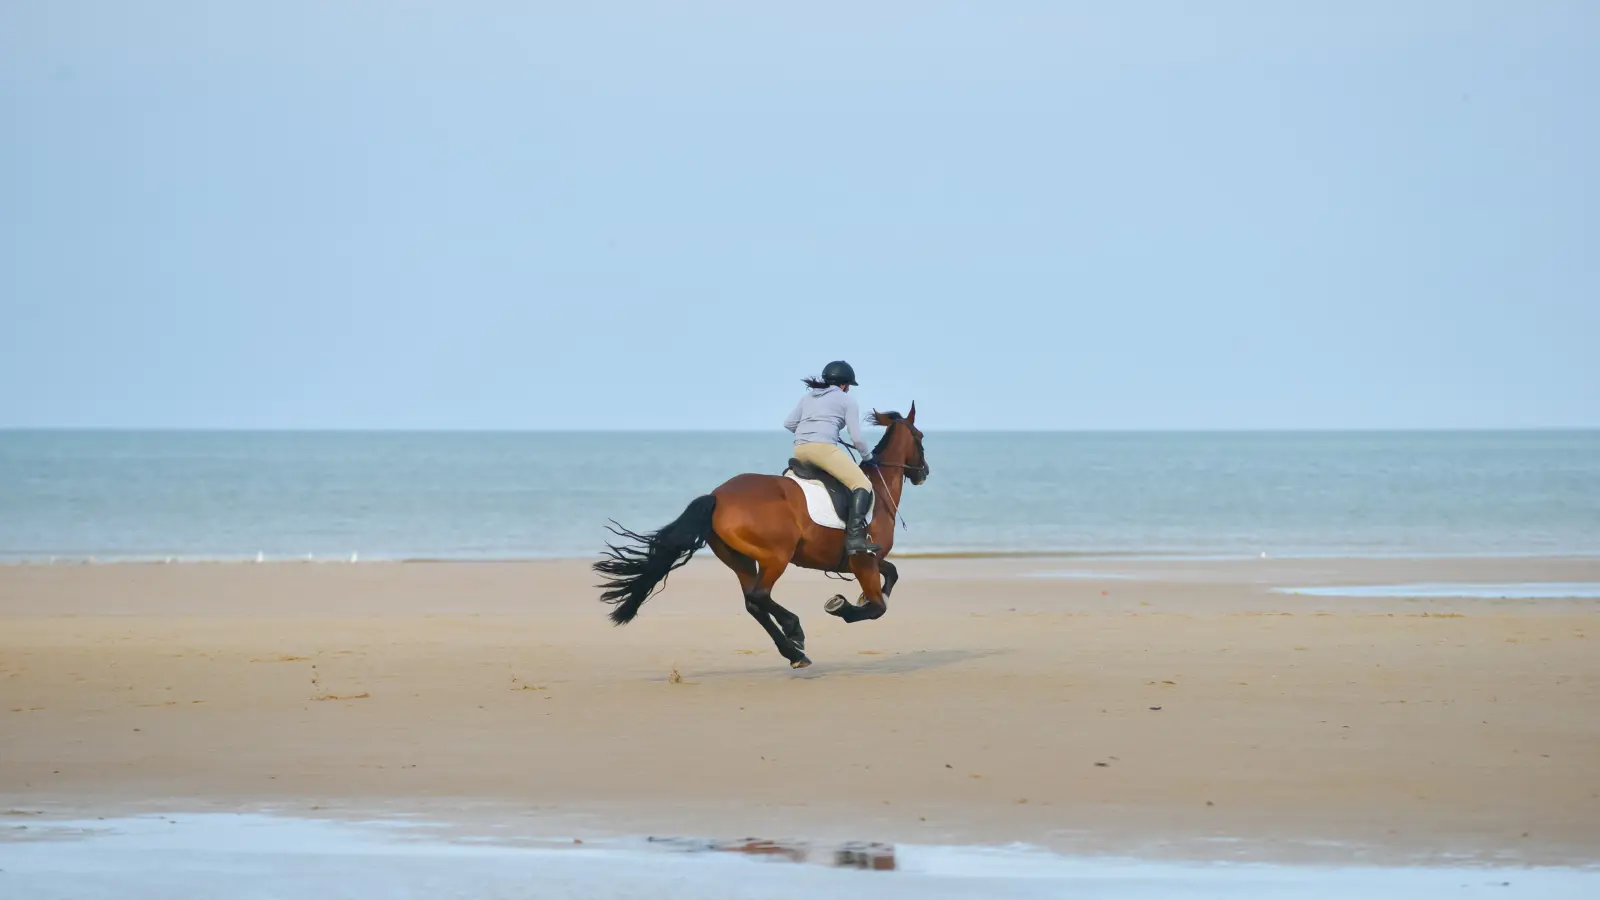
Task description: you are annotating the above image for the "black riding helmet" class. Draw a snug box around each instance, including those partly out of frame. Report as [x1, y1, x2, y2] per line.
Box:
[821, 360, 858, 386]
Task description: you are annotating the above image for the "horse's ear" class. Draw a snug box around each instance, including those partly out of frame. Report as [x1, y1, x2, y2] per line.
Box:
[908, 402, 917, 424]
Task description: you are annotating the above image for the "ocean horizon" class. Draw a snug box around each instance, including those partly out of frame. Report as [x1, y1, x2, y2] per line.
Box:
[3, 429, 1597, 563]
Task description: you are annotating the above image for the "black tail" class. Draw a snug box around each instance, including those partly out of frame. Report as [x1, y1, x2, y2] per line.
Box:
[593, 494, 717, 625]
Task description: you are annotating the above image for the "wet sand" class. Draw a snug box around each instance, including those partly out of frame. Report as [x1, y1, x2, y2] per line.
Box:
[2, 556, 1598, 864]
[4, 813, 1597, 900]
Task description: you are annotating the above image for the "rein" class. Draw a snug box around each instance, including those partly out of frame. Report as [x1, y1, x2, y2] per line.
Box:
[842, 422, 924, 531]
[868, 464, 908, 531]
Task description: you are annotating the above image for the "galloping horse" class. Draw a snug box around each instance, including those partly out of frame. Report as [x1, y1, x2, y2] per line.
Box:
[594, 407, 929, 668]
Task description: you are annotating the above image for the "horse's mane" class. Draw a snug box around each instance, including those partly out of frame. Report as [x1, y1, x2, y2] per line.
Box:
[869, 411, 904, 461]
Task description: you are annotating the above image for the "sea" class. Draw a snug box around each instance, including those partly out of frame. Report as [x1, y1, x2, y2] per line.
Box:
[1, 430, 1596, 563]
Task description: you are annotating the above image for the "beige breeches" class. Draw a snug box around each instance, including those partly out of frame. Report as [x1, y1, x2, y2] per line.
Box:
[793, 442, 873, 493]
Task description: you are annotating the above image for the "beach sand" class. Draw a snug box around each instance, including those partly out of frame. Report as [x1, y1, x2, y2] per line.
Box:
[2, 556, 1597, 865]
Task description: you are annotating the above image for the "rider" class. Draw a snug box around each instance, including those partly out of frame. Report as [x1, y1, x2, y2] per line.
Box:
[784, 360, 880, 556]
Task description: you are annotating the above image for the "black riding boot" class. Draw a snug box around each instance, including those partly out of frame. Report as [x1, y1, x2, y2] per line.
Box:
[844, 488, 881, 556]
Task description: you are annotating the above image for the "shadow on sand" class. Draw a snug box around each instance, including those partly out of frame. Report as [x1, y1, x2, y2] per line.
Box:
[655, 648, 1007, 682]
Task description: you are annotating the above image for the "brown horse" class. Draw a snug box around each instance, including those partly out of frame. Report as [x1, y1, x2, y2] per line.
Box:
[594, 406, 929, 668]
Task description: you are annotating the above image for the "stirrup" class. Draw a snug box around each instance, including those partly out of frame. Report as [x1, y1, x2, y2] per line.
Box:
[844, 528, 881, 556]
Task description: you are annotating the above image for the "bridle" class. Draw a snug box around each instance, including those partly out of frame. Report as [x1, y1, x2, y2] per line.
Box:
[871, 457, 928, 480]
[868, 429, 928, 481]
[860, 427, 927, 529]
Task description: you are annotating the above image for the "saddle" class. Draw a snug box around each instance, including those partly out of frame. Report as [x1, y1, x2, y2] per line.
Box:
[784, 457, 854, 524]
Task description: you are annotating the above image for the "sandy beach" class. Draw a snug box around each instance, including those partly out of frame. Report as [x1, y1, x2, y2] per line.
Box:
[2, 556, 1597, 865]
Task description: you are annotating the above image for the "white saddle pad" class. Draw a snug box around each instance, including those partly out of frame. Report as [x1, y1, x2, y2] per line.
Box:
[785, 471, 872, 531]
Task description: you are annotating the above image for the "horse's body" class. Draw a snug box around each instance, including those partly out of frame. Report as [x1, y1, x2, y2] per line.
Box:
[594, 407, 928, 668]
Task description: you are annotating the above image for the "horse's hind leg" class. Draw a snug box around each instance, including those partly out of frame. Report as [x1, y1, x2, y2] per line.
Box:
[714, 537, 809, 669]
[710, 534, 758, 596]
[742, 547, 804, 649]
[745, 597, 807, 668]
[752, 557, 810, 668]
[763, 594, 806, 653]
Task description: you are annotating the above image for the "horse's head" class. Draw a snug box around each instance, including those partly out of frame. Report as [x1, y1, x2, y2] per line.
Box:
[869, 403, 929, 486]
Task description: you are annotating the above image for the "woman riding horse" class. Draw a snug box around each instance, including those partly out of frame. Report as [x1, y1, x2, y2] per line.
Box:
[783, 360, 878, 556]
[594, 363, 929, 668]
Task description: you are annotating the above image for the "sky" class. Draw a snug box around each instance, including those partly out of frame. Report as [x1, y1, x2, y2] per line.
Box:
[1, 1, 1595, 430]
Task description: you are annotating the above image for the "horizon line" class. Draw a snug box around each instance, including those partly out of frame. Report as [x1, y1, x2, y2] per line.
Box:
[3, 426, 1598, 435]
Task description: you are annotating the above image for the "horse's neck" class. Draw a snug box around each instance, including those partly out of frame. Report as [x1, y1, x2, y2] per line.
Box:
[872, 465, 905, 514]
[871, 429, 913, 527]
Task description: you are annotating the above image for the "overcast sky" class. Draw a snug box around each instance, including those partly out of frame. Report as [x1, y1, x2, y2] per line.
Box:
[2, 1, 1595, 430]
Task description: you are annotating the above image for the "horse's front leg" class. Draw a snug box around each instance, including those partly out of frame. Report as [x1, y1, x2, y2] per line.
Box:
[825, 555, 887, 622]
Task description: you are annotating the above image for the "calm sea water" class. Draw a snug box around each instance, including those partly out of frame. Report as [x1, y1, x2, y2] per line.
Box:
[1, 431, 1596, 562]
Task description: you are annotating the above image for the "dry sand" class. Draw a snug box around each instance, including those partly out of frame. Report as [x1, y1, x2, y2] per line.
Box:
[2, 556, 1597, 864]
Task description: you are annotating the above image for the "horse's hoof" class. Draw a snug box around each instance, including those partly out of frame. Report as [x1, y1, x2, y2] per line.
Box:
[791, 657, 812, 669]
[824, 594, 849, 615]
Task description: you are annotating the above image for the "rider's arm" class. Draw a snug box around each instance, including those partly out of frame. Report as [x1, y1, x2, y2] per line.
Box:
[783, 398, 802, 433]
[843, 395, 870, 456]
